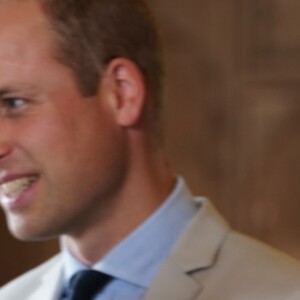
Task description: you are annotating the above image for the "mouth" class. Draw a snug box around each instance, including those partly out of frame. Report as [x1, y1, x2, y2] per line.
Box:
[0, 175, 39, 198]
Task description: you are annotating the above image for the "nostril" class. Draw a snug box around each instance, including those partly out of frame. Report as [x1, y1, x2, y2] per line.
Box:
[0, 143, 13, 159]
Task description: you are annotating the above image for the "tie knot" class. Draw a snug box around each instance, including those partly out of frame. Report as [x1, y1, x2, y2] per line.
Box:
[66, 270, 112, 300]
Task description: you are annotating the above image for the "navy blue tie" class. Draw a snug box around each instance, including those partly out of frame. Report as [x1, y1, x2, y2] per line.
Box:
[65, 270, 112, 300]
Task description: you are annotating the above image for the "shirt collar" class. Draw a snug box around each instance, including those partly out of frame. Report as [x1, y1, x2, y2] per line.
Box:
[61, 177, 198, 288]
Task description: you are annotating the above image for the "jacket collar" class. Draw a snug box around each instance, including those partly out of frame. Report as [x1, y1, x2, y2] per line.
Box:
[26, 199, 229, 300]
[28, 256, 63, 300]
[144, 198, 230, 300]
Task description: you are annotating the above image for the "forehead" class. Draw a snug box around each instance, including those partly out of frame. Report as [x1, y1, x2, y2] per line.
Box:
[0, 0, 55, 65]
[0, 0, 78, 93]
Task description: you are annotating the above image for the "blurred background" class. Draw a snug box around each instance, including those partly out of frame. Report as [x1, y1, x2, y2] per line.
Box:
[2, 0, 300, 286]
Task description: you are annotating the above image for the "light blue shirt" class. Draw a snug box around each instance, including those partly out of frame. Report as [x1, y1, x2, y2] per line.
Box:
[60, 178, 199, 300]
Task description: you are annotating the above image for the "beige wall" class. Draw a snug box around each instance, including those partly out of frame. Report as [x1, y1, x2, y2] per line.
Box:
[2, 0, 300, 286]
[151, 0, 300, 258]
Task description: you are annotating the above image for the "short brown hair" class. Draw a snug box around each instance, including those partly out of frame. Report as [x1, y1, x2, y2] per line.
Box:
[40, 0, 165, 137]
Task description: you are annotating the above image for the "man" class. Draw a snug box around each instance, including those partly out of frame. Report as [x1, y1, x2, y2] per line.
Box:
[0, 0, 300, 299]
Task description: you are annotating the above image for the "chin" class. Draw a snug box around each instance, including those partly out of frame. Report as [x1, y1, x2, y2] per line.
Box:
[7, 219, 58, 242]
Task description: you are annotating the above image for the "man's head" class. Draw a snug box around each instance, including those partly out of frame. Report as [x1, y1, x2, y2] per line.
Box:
[0, 0, 167, 242]
[40, 0, 165, 138]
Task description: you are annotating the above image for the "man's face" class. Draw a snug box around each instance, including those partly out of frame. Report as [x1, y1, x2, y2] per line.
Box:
[0, 0, 126, 240]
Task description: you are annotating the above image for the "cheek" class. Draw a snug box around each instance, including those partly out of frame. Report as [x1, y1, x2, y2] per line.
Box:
[16, 105, 83, 161]
[16, 101, 127, 193]
[18, 121, 71, 163]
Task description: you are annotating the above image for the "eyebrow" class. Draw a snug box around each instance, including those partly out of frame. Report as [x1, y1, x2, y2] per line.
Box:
[0, 85, 39, 97]
[0, 87, 14, 97]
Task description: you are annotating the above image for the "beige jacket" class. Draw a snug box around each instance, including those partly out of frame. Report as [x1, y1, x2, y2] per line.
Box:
[1, 199, 300, 300]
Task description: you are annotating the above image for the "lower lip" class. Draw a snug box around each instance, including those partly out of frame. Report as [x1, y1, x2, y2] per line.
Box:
[0, 180, 39, 211]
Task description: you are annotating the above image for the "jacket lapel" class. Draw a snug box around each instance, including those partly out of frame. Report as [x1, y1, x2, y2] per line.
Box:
[28, 257, 63, 300]
[145, 198, 230, 300]
[144, 257, 203, 300]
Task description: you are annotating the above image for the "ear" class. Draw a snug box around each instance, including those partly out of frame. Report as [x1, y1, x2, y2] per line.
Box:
[102, 58, 146, 127]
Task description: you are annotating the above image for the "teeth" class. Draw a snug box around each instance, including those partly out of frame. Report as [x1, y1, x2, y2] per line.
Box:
[1, 176, 38, 196]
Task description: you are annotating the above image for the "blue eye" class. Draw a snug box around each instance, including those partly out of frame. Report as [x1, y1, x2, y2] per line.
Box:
[4, 98, 26, 108]
[0, 97, 28, 116]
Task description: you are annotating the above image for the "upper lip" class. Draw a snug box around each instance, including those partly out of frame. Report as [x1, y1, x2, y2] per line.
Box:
[0, 172, 39, 186]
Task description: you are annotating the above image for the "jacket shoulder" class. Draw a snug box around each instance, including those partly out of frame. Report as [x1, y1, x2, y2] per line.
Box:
[224, 231, 300, 277]
[203, 231, 300, 299]
[0, 254, 62, 299]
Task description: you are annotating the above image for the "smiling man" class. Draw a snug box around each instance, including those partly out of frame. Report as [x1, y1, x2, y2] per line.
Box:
[1, 0, 300, 300]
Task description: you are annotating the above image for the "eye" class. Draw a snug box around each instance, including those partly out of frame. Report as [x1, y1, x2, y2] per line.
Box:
[3, 98, 26, 109]
[0, 97, 28, 116]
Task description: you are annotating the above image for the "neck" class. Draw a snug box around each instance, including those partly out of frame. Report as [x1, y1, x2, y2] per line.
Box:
[61, 146, 174, 266]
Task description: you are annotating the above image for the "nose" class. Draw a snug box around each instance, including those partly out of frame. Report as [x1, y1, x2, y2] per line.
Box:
[0, 120, 14, 162]
[0, 142, 12, 160]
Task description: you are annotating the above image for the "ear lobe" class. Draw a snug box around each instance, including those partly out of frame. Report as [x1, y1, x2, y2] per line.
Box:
[105, 58, 146, 127]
